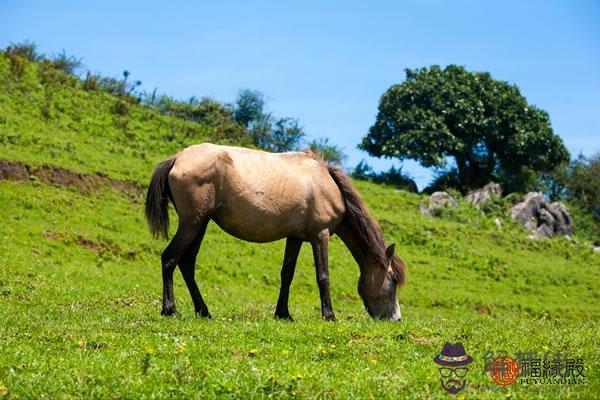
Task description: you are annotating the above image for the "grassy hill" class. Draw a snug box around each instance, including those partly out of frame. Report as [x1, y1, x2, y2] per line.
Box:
[0, 52, 599, 399]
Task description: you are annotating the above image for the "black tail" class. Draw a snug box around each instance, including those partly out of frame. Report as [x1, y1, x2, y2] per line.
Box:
[145, 158, 176, 239]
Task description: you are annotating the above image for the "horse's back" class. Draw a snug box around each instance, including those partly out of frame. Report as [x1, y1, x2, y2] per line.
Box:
[169, 143, 345, 242]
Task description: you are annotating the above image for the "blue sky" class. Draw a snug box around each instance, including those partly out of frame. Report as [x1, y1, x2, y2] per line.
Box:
[2, 1, 599, 189]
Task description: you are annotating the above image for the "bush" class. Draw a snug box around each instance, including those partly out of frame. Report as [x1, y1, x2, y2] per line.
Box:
[351, 161, 417, 192]
[83, 70, 141, 102]
[5, 41, 43, 62]
[50, 50, 83, 76]
[424, 169, 462, 194]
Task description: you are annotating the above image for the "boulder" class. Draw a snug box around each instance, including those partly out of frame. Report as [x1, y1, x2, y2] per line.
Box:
[420, 191, 458, 216]
[466, 182, 502, 209]
[511, 192, 573, 238]
[429, 191, 458, 209]
[419, 203, 435, 217]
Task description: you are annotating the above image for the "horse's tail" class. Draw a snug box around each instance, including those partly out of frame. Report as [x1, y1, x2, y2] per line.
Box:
[145, 157, 176, 239]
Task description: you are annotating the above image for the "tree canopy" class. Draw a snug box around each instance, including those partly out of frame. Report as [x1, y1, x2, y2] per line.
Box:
[360, 65, 570, 192]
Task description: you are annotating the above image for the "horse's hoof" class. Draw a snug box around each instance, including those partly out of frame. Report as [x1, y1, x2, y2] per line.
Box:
[161, 308, 180, 317]
[274, 312, 294, 321]
[323, 314, 336, 322]
[195, 311, 212, 319]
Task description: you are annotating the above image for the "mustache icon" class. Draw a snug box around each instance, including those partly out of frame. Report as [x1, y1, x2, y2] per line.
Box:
[441, 378, 465, 394]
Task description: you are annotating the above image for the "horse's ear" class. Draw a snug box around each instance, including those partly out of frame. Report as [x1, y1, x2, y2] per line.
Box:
[385, 244, 396, 261]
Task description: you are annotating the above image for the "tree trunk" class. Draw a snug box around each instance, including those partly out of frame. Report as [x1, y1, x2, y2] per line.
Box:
[455, 155, 471, 190]
[485, 144, 496, 180]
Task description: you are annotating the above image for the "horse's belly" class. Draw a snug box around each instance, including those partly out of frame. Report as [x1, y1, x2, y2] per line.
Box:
[211, 218, 288, 242]
[211, 203, 307, 242]
[212, 196, 339, 243]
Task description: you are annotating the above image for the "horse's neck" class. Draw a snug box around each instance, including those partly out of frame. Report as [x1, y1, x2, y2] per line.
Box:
[334, 220, 373, 275]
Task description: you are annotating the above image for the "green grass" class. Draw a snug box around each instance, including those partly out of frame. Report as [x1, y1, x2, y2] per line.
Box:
[0, 52, 599, 399]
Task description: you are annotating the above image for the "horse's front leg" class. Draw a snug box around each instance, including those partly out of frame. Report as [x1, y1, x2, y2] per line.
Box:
[311, 230, 336, 321]
[275, 237, 302, 320]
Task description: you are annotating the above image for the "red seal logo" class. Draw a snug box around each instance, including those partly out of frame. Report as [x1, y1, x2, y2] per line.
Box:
[489, 356, 520, 386]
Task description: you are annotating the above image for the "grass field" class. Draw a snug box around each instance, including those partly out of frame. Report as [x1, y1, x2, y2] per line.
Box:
[0, 52, 599, 399]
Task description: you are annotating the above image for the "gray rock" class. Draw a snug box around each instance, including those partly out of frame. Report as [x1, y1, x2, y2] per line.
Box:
[548, 202, 573, 236]
[511, 192, 546, 223]
[419, 202, 435, 217]
[429, 191, 458, 209]
[466, 182, 502, 209]
[510, 192, 573, 238]
[419, 191, 458, 217]
[594, 246, 600, 253]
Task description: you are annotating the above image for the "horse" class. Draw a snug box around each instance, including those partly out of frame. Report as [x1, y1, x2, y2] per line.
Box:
[145, 143, 406, 321]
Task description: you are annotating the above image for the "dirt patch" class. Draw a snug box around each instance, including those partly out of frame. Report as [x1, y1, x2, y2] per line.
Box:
[475, 305, 492, 315]
[76, 236, 100, 251]
[0, 159, 142, 198]
[409, 333, 436, 345]
[0, 159, 30, 180]
[44, 230, 65, 240]
[44, 230, 141, 261]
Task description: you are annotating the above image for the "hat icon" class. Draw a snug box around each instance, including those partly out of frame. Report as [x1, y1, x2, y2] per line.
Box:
[433, 342, 473, 367]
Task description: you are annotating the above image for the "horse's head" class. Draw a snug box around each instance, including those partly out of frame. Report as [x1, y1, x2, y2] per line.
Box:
[358, 244, 404, 321]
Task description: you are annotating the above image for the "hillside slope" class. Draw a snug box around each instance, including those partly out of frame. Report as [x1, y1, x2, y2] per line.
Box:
[1, 53, 599, 399]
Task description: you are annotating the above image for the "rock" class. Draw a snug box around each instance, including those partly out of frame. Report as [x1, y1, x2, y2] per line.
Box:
[420, 191, 458, 217]
[419, 202, 435, 217]
[594, 247, 600, 253]
[511, 192, 545, 223]
[547, 202, 573, 236]
[466, 182, 502, 209]
[429, 191, 458, 209]
[510, 192, 573, 238]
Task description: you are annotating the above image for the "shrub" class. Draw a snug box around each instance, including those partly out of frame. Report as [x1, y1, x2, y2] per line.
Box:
[351, 161, 417, 192]
[50, 50, 83, 76]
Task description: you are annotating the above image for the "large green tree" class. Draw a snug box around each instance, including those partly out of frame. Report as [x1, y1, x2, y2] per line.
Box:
[360, 65, 570, 192]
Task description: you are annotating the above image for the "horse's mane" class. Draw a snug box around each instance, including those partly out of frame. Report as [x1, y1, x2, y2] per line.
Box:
[327, 165, 406, 286]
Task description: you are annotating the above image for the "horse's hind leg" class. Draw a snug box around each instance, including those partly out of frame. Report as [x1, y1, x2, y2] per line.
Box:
[160, 222, 201, 316]
[179, 221, 211, 318]
[275, 237, 302, 321]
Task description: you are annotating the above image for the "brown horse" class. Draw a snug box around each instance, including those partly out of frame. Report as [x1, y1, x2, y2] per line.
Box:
[145, 143, 406, 321]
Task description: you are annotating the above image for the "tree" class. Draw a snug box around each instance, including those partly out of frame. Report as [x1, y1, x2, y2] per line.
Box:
[233, 89, 306, 152]
[569, 153, 600, 220]
[233, 89, 265, 128]
[540, 162, 570, 201]
[360, 65, 570, 192]
[263, 117, 305, 152]
[308, 138, 346, 165]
